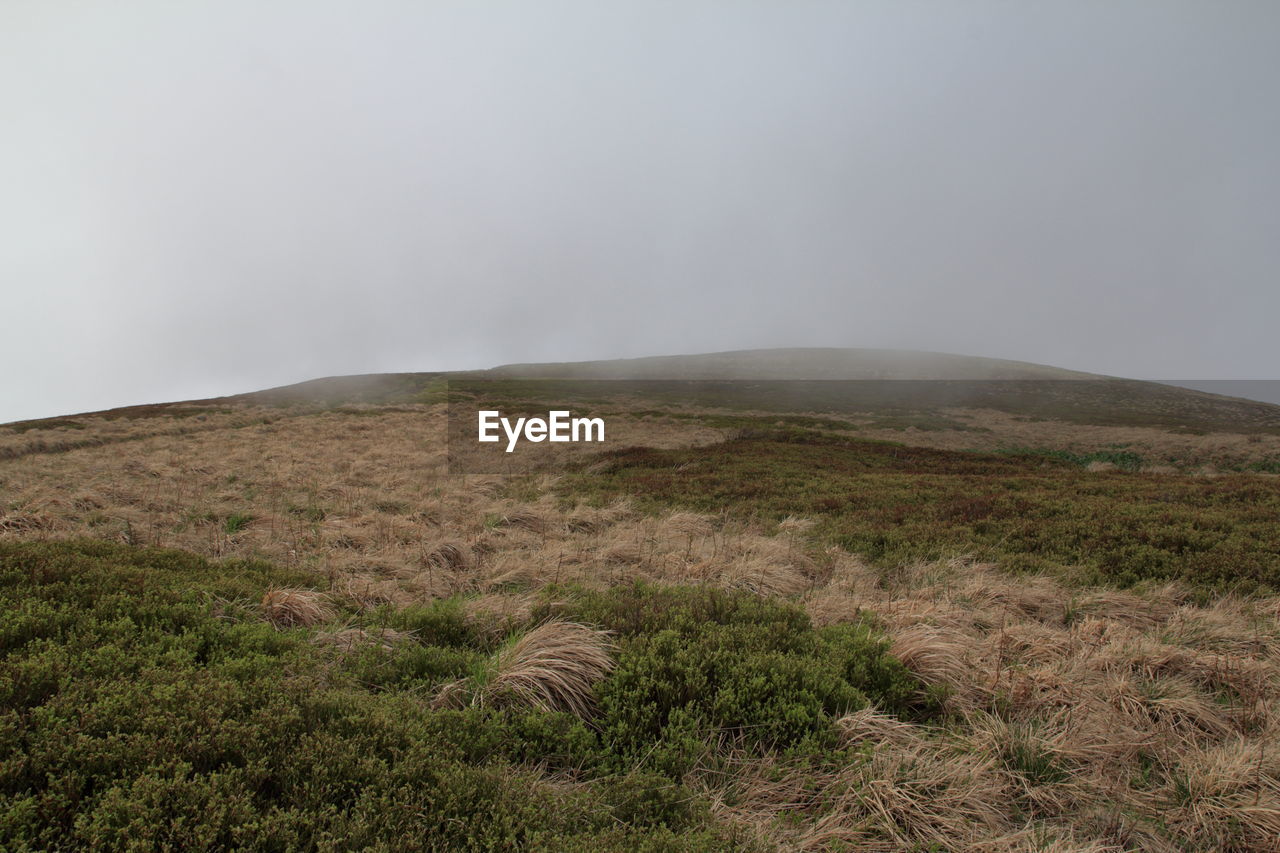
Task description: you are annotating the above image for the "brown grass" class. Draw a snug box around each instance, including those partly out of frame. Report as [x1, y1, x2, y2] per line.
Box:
[434, 620, 615, 718]
[260, 587, 334, 628]
[312, 625, 413, 653]
[462, 592, 537, 642]
[8, 399, 1280, 848]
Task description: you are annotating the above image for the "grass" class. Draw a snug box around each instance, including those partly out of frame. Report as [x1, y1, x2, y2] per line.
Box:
[561, 430, 1280, 594]
[631, 409, 863, 432]
[7, 383, 1280, 848]
[0, 539, 926, 850]
[997, 445, 1147, 471]
[4, 419, 86, 434]
[626, 408, 984, 435]
[442, 376, 1280, 434]
[223, 512, 253, 535]
[435, 620, 617, 716]
[260, 587, 334, 627]
[1245, 457, 1280, 474]
[5, 406, 232, 431]
[0, 411, 279, 462]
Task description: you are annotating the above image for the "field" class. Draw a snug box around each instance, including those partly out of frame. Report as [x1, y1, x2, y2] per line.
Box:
[4, 366, 1280, 851]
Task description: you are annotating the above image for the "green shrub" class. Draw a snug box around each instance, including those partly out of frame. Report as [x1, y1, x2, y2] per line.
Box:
[551, 584, 924, 777]
[340, 640, 479, 689]
[223, 512, 253, 534]
[382, 598, 495, 650]
[0, 541, 751, 851]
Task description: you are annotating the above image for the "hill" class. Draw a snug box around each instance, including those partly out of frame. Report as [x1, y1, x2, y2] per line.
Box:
[9, 348, 1280, 436]
[219, 348, 1280, 435]
[485, 347, 1097, 380]
[476, 348, 1280, 434]
[5, 348, 1280, 848]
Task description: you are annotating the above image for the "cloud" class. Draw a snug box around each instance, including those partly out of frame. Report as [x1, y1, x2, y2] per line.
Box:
[2, 1, 1278, 420]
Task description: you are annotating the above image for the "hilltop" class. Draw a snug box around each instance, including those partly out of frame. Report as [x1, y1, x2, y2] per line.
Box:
[7, 349, 1280, 475]
[16, 347, 1278, 434]
[485, 347, 1098, 380]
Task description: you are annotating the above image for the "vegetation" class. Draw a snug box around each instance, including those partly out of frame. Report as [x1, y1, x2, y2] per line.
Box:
[6, 353, 1280, 848]
[443, 375, 1280, 434]
[0, 540, 919, 850]
[547, 584, 927, 777]
[223, 511, 254, 535]
[562, 430, 1280, 593]
[997, 445, 1147, 471]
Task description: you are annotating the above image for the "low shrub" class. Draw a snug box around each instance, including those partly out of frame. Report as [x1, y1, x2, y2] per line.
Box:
[560, 434, 1280, 593]
[0, 541, 751, 851]
[549, 583, 926, 777]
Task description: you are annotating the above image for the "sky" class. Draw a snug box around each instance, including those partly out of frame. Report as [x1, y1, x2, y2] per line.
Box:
[2, 1, 1278, 422]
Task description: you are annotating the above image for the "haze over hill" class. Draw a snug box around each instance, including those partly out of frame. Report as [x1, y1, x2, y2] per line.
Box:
[8, 348, 1280, 437]
[221, 348, 1280, 434]
[1158, 380, 1280, 408]
[483, 348, 1099, 381]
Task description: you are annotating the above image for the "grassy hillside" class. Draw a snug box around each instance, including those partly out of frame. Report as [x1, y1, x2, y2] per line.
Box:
[562, 430, 1280, 593]
[8, 348, 1280, 436]
[478, 348, 1280, 432]
[5, 350, 1280, 849]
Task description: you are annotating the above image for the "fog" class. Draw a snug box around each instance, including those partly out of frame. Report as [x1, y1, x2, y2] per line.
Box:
[3, 1, 1278, 422]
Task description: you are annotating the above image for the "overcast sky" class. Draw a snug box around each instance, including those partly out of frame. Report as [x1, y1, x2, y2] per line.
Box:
[3, 2, 1278, 422]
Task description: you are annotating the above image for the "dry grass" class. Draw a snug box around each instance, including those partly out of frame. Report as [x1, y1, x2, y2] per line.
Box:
[7, 400, 1280, 848]
[851, 406, 1280, 470]
[0, 406, 723, 589]
[789, 554, 1280, 851]
[462, 592, 538, 642]
[260, 587, 334, 628]
[312, 625, 414, 653]
[613, 402, 1280, 470]
[434, 620, 615, 717]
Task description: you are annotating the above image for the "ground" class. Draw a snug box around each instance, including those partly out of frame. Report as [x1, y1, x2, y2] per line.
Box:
[3, 380, 1280, 851]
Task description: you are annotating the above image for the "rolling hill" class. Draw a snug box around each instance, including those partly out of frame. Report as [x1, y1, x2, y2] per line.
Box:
[240, 348, 1280, 435]
[8, 348, 1280, 440]
[6, 348, 1280, 849]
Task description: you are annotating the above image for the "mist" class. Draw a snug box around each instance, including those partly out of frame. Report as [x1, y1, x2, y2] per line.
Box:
[3, 1, 1278, 422]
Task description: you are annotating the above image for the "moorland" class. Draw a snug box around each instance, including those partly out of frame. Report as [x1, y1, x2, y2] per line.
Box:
[4, 349, 1280, 851]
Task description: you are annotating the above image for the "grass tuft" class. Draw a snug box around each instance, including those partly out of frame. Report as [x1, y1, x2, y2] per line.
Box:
[435, 620, 616, 718]
[260, 587, 334, 628]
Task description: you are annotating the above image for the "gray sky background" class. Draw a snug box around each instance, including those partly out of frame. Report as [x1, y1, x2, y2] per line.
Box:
[3, 1, 1278, 422]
